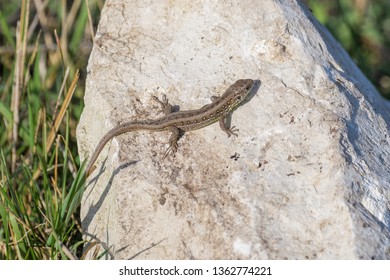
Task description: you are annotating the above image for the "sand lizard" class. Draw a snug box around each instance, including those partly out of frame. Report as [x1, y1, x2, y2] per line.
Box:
[85, 79, 254, 176]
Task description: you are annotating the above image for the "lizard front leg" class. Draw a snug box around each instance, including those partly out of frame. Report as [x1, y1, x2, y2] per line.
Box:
[212, 95, 240, 137]
[163, 126, 181, 158]
[218, 115, 239, 137]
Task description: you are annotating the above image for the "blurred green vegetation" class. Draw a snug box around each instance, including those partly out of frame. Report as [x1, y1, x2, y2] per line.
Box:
[305, 0, 390, 99]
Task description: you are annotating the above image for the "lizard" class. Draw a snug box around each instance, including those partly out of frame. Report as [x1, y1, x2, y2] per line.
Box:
[85, 79, 254, 176]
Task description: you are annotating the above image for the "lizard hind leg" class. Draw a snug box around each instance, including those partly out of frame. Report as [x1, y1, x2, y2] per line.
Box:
[163, 126, 181, 158]
[152, 94, 173, 116]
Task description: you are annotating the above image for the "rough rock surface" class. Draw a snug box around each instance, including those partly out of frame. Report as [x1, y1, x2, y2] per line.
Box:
[77, 0, 390, 259]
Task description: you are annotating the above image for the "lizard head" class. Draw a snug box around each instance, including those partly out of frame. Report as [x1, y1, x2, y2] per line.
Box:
[227, 79, 254, 110]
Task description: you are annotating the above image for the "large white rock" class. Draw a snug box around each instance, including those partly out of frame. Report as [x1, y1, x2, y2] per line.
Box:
[77, 0, 390, 259]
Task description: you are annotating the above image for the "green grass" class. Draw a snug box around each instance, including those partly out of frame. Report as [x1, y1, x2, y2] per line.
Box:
[0, 0, 388, 260]
[0, 0, 103, 259]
